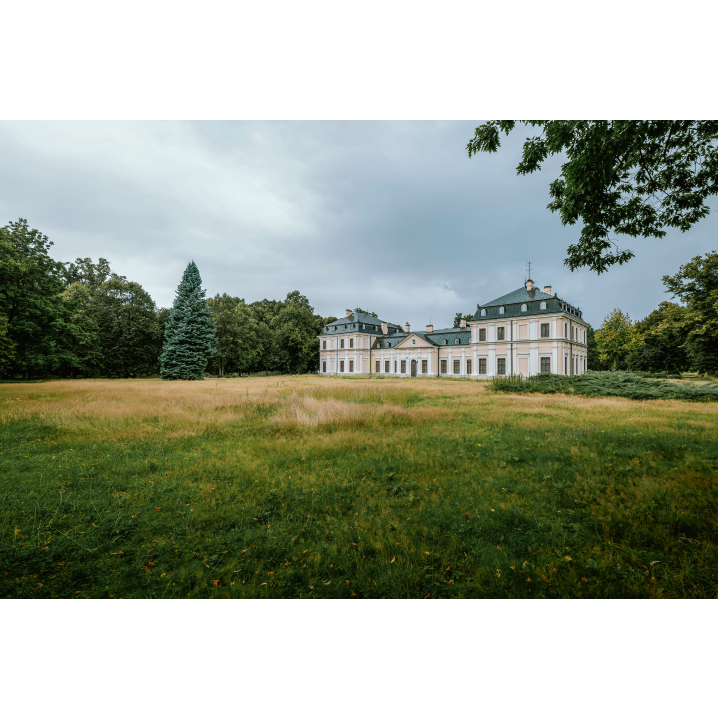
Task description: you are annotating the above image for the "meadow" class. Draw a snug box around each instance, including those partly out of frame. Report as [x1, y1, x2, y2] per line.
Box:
[2, 375, 717, 599]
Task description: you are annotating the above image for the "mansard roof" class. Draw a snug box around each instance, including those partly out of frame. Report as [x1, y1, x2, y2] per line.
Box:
[322, 311, 402, 335]
[481, 286, 553, 307]
[473, 285, 584, 321]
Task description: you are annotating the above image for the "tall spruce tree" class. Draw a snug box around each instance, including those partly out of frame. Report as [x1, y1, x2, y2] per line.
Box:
[160, 262, 216, 380]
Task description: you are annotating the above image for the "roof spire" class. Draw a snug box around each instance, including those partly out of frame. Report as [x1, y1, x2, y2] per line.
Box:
[526, 260, 532, 280]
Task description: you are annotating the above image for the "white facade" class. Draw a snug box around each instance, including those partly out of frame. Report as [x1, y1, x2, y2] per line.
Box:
[319, 283, 589, 379]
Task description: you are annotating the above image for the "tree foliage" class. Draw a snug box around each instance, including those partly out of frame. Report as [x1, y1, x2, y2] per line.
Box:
[586, 326, 602, 370]
[0, 219, 76, 377]
[662, 251, 718, 374]
[594, 309, 642, 371]
[0, 314, 15, 376]
[467, 121, 718, 273]
[629, 302, 689, 374]
[207, 294, 260, 377]
[160, 262, 216, 380]
[453, 312, 472, 328]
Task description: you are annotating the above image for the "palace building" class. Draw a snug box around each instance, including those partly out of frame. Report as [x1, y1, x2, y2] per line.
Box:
[318, 279, 588, 378]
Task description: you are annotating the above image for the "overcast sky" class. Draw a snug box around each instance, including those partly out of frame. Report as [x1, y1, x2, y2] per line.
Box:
[1, 120, 715, 330]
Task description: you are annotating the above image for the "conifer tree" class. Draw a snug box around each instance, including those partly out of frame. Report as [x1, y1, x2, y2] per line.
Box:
[160, 261, 216, 380]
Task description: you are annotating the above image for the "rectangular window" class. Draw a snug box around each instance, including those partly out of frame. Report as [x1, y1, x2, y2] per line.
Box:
[467, 359, 472, 375]
[565, 356, 567, 374]
[497, 327, 505, 340]
[497, 358, 506, 375]
[479, 328, 486, 341]
[441, 359, 447, 374]
[385, 360, 390, 373]
[375, 360, 380, 373]
[401, 360, 406, 373]
[349, 360, 354, 372]
[564, 324, 567, 338]
[340, 360, 345, 372]
[540, 357, 550, 373]
[422, 359, 427, 374]
[479, 358, 487, 374]
[394, 361, 397, 373]
[350, 338, 354, 348]
[322, 361, 326, 372]
[453, 360, 460, 374]
[340, 339, 345, 348]
[322, 340, 326, 349]
[541, 323, 549, 338]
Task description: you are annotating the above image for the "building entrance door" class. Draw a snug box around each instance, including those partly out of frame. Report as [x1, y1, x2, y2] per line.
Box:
[411, 360, 417, 377]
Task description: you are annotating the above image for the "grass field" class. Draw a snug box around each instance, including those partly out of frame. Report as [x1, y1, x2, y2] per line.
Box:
[2, 375, 717, 599]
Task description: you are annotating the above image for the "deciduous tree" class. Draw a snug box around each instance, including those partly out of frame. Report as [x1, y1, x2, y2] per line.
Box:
[467, 121, 718, 273]
[662, 251, 718, 374]
[0, 219, 78, 377]
[595, 309, 642, 371]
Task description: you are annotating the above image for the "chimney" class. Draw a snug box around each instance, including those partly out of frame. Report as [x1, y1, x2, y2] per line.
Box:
[381, 322, 388, 335]
[460, 318, 467, 329]
[404, 322, 410, 333]
[543, 285, 552, 295]
[526, 279, 534, 291]
[426, 324, 433, 333]
[345, 309, 352, 318]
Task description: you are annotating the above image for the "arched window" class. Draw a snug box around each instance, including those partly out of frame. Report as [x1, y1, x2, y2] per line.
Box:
[480, 308, 486, 317]
[521, 304, 527, 312]
[540, 301, 546, 310]
[443, 340, 448, 345]
[499, 307, 505, 315]
[455, 339, 459, 345]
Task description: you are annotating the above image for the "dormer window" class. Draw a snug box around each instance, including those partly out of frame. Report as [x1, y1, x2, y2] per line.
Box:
[521, 304, 527, 312]
[480, 308, 486, 317]
[455, 339, 459, 345]
[499, 307, 505, 314]
[540, 301, 546, 310]
[444, 340, 448, 345]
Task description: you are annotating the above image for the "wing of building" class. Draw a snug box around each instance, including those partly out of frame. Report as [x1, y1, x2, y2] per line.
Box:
[318, 280, 588, 378]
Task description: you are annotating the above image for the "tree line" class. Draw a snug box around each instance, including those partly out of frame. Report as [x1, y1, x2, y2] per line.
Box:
[3, 217, 715, 380]
[590, 252, 718, 375]
[0, 219, 334, 379]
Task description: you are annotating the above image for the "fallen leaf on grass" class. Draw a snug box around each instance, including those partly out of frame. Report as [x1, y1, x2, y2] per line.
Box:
[390, 557, 395, 564]
[210, 580, 222, 587]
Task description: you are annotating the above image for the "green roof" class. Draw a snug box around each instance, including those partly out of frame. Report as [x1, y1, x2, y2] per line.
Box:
[372, 328, 470, 349]
[480, 286, 553, 307]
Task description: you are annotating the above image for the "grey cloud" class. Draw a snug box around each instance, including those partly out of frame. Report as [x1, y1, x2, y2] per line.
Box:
[0, 120, 715, 330]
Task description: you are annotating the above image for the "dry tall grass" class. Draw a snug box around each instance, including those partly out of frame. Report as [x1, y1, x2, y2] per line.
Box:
[3, 375, 718, 442]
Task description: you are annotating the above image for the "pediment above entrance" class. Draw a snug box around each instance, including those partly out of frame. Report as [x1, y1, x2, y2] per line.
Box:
[393, 333, 435, 349]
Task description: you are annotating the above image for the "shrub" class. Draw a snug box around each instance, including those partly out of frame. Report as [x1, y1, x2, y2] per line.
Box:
[492, 371, 718, 402]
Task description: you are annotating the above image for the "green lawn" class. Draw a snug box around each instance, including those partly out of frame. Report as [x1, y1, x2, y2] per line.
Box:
[2, 376, 717, 598]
